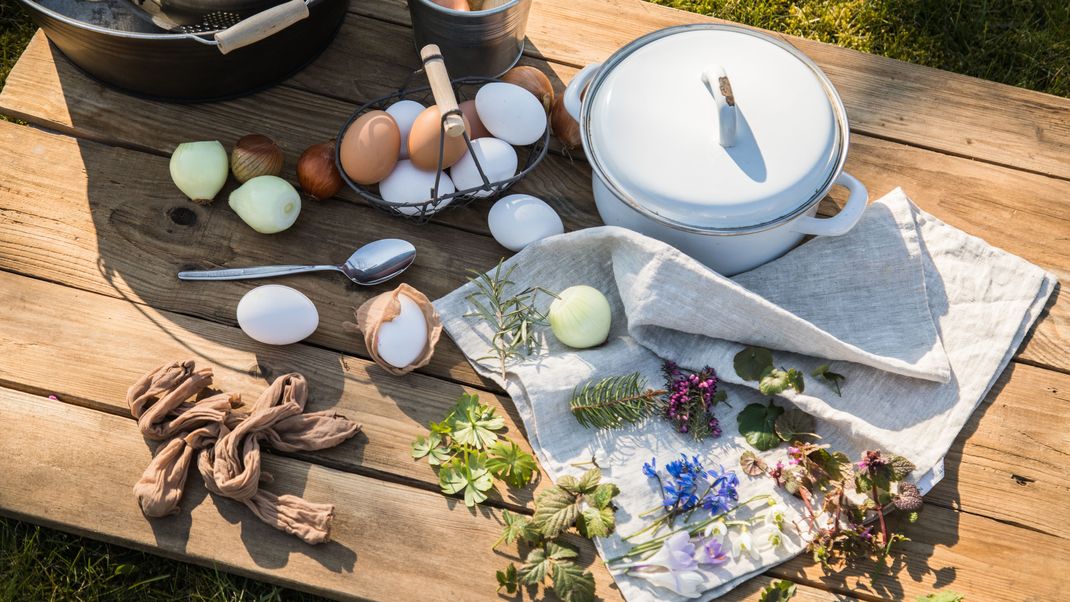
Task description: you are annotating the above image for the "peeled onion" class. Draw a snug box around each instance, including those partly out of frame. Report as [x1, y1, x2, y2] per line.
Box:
[228, 175, 301, 234]
[548, 285, 612, 349]
[551, 94, 581, 151]
[169, 141, 228, 204]
[502, 66, 554, 113]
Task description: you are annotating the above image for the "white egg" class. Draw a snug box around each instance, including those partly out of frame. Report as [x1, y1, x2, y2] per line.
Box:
[449, 137, 518, 197]
[377, 293, 429, 368]
[386, 99, 425, 159]
[236, 285, 319, 345]
[379, 159, 456, 216]
[488, 194, 564, 251]
[475, 82, 547, 146]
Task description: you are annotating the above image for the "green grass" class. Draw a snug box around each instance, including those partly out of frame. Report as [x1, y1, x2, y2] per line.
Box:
[0, 0, 1068, 598]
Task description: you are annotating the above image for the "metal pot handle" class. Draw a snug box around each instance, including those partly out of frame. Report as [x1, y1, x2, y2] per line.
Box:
[563, 63, 601, 122]
[791, 171, 869, 237]
[210, 0, 311, 54]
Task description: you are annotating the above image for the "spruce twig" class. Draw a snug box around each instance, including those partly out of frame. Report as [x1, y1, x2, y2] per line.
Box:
[569, 372, 666, 429]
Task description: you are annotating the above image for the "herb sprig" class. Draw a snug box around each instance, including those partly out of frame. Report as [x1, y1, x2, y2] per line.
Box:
[465, 260, 556, 380]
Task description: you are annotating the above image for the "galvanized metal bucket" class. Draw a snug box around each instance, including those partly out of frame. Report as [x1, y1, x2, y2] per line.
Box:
[407, 0, 531, 78]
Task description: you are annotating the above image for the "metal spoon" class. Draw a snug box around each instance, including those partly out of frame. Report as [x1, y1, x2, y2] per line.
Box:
[177, 239, 416, 285]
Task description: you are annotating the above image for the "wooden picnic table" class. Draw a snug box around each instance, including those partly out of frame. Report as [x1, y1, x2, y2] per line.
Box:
[0, 0, 1068, 600]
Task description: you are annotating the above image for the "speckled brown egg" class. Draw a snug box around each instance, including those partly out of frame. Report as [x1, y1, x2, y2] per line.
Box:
[407, 106, 472, 171]
[340, 110, 401, 185]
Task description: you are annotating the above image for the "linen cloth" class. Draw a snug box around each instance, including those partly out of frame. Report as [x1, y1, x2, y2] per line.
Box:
[433, 189, 1056, 600]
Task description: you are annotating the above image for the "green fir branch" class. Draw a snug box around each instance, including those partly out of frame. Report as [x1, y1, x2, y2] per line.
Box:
[569, 372, 666, 430]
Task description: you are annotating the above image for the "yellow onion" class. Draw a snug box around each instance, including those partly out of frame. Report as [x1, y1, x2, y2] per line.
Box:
[169, 140, 228, 204]
[297, 141, 343, 201]
[231, 134, 284, 183]
[502, 66, 554, 113]
[228, 175, 301, 234]
[548, 285, 612, 349]
[550, 94, 581, 151]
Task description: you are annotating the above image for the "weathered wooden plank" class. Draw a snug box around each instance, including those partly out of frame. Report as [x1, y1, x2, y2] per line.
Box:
[355, 0, 1070, 181]
[0, 268, 538, 509]
[2, 267, 1068, 542]
[0, 387, 621, 601]
[0, 69, 1065, 375]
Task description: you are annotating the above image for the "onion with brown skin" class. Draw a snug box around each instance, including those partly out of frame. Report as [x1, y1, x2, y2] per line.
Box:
[502, 66, 554, 113]
[551, 94, 581, 151]
[231, 134, 284, 183]
[297, 141, 343, 201]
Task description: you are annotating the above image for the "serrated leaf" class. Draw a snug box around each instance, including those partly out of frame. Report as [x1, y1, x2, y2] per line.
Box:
[577, 506, 616, 538]
[737, 401, 785, 451]
[439, 455, 493, 507]
[786, 369, 805, 394]
[551, 560, 596, 602]
[759, 579, 798, 602]
[495, 510, 538, 547]
[734, 346, 774, 381]
[496, 563, 518, 594]
[411, 433, 439, 459]
[774, 408, 818, 442]
[759, 367, 804, 396]
[519, 547, 550, 585]
[888, 455, 916, 481]
[533, 486, 580, 538]
[545, 541, 579, 561]
[575, 467, 602, 494]
[590, 482, 620, 510]
[438, 460, 466, 495]
[740, 450, 768, 477]
[486, 439, 537, 488]
[811, 364, 846, 396]
[449, 394, 506, 450]
[854, 471, 873, 494]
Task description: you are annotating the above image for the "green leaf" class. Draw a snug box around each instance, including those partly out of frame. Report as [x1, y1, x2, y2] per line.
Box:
[734, 346, 774, 381]
[449, 394, 506, 450]
[532, 486, 580, 538]
[737, 401, 785, 451]
[590, 482, 620, 510]
[577, 505, 616, 538]
[915, 591, 965, 602]
[759, 367, 805, 396]
[740, 450, 768, 477]
[486, 439, 537, 488]
[854, 471, 873, 495]
[438, 455, 494, 507]
[888, 455, 916, 481]
[811, 364, 846, 396]
[495, 510, 539, 547]
[575, 468, 602, 494]
[496, 563, 518, 594]
[411, 433, 451, 466]
[551, 560, 596, 602]
[569, 372, 663, 429]
[759, 579, 798, 602]
[774, 408, 818, 442]
[519, 547, 549, 585]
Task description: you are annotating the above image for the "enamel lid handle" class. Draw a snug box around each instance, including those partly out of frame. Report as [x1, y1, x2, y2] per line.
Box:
[701, 66, 738, 148]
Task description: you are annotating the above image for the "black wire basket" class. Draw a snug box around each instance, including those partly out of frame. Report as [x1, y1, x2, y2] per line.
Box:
[335, 72, 550, 224]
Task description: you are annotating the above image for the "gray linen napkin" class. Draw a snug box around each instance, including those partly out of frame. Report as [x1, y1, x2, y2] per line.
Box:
[433, 189, 1056, 600]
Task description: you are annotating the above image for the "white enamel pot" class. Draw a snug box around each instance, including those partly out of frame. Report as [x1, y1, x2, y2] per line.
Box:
[563, 24, 868, 276]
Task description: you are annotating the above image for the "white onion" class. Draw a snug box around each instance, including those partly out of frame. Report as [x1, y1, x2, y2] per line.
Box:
[228, 175, 301, 234]
[169, 141, 229, 204]
[548, 285, 612, 349]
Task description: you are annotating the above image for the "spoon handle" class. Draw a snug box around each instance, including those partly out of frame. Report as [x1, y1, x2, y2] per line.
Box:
[177, 265, 338, 281]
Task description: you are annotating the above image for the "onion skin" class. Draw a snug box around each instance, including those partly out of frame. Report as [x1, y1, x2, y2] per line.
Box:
[169, 140, 228, 204]
[502, 66, 554, 113]
[550, 94, 581, 151]
[297, 141, 343, 201]
[231, 134, 284, 183]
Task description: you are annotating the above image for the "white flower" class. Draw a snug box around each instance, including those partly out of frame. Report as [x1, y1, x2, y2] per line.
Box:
[765, 530, 784, 550]
[764, 502, 788, 531]
[703, 519, 728, 545]
[634, 568, 706, 598]
[730, 528, 761, 561]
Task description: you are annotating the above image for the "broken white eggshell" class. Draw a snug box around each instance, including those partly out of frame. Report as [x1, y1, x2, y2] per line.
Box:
[236, 285, 319, 345]
[488, 193, 564, 251]
[351, 283, 442, 375]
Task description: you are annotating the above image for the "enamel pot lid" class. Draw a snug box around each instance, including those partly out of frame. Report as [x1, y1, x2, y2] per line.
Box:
[581, 24, 850, 233]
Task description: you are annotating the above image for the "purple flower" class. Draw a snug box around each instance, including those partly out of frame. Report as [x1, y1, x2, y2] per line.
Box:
[694, 538, 729, 565]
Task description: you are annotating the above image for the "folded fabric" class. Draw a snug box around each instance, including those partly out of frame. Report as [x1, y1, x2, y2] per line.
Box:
[434, 189, 1056, 600]
[126, 360, 362, 544]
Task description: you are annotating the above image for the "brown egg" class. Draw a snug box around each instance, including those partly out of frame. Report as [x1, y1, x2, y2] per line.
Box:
[458, 99, 492, 139]
[430, 0, 469, 9]
[408, 106, 472, 171]
[340, 110, 401, 185]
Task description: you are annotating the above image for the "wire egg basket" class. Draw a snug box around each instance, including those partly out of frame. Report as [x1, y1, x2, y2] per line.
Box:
[336, 50, 550, 224]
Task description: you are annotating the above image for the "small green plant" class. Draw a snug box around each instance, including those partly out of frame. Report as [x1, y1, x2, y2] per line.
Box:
[759, 579, 797, 602]
[734, 346, 808, 396]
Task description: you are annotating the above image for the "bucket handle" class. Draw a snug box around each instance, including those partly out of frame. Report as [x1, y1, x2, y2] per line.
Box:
[202, 0, 311, 54]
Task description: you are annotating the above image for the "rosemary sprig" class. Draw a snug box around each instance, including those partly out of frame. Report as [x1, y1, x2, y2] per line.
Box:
[465, 260, 555, 380]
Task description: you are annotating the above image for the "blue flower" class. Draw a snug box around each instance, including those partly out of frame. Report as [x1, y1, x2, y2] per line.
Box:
[642, 458, 658, 479]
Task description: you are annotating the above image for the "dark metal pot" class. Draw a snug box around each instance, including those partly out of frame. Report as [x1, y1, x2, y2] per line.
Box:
[17, 0, 348, 102]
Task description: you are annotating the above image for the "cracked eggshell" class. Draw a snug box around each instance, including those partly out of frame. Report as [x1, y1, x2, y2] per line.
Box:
[352, 284, 442, 375]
